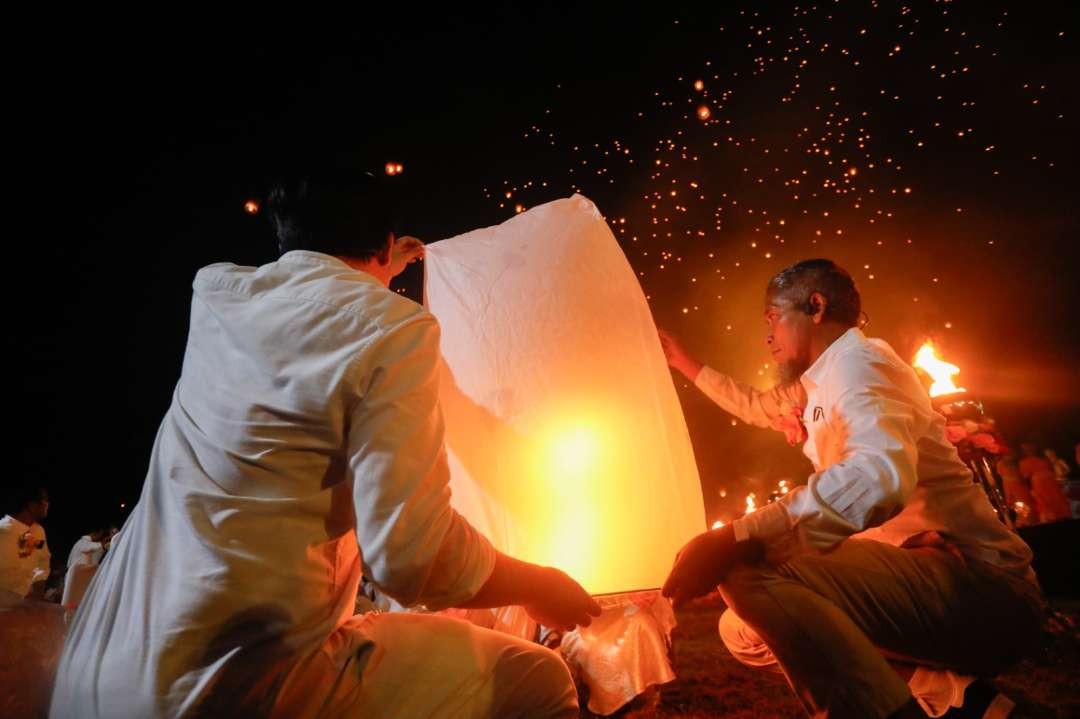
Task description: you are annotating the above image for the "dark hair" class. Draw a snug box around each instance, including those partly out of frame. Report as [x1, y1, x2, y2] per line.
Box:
[9, 486, 48, 514]
[267, 171, 397, 260]
[767, 259, 862, 327]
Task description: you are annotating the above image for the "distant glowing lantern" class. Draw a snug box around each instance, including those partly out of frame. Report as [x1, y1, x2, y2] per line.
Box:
[693, 79, 705, 91]
[912, 341, 966, 398]
[696, 105, 712, 121]
[514, 203, 526, 214]
[243, 200, 259, 215]
[385, 162, 404, 176]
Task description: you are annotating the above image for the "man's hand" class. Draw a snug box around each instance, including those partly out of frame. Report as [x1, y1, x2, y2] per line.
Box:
[662, 524, 743, 607]
[389, 235, 425, 278]
[460, 553, 601, 630]
[523, 567, 602, 631]
[658, 329, 704, 381]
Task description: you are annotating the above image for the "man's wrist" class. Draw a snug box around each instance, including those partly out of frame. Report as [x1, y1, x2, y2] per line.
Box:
[678, 357, 704, 382]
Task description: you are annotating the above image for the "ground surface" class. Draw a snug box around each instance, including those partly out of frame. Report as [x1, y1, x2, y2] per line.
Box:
[580, 596, 1080, 718]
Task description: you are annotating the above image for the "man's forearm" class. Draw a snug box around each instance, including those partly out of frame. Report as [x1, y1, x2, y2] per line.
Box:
[673, 355, 704, 383]
[457, 551, 545, 609]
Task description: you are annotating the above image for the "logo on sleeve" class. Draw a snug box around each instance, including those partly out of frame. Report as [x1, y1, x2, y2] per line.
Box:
[812, 406, 824, 422]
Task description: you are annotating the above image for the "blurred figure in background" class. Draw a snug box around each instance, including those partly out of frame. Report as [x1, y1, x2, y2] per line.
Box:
[0, 487, 51, 602]
[996, 456, 1037, 528]
[61, 526, 116, 611]
[1019, 443, 1071, 524]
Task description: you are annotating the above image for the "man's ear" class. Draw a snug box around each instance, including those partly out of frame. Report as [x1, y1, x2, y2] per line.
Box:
[375, 232, 395, 266]
[808, 291, 828, 324]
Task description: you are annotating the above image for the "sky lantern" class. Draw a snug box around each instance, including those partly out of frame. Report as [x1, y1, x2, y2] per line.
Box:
[243, 200, 259, 215]
[696, 104, 712, 120]
[385, 162, 404, 176]
[424, 195, 706, 594]
[913, 341, 966, 398]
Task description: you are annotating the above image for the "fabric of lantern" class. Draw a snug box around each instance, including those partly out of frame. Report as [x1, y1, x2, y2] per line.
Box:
[424, 194, 706, 595]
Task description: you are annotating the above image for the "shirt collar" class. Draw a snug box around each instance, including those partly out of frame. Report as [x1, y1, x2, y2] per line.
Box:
[800, 326, 864, 392]
[278, 251, 382, 285]
[278, 250, 353, 269]
[3, 515, 30, 531]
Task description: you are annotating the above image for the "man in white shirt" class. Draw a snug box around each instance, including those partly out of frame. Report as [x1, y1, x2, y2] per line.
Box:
[51, 172, 599, 718]
[61, 527, 113, 610]
[0, 486, 51, 602]
[661, 259, 1043, 719]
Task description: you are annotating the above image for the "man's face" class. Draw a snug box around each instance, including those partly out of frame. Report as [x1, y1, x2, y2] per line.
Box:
[30, 494, 49, 522]
[764, 292, 814, 383]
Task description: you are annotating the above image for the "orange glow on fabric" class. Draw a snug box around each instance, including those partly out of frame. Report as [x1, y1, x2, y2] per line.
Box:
[425, 195, 706, 595]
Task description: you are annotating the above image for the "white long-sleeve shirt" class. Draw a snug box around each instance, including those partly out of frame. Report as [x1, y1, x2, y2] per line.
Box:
[61, 535, 104, 609]
[65, 535, 104, 571]
[695, 328, 1033, 580]
[0, 515, 50, 598]
[51, 251, 497, 718]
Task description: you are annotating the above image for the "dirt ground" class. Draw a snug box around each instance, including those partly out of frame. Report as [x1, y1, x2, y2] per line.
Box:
[580, 596, 1080, 718]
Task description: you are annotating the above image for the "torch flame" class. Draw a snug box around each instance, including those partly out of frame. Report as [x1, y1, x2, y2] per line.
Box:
[912, 341, 966, 398]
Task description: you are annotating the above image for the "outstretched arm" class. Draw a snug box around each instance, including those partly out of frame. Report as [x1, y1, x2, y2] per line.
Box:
[348, 313, 598, 629]
[659, 329, 806, 439]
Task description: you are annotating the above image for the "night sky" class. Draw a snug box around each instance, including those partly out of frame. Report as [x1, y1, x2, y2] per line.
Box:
[15, 2, 1079, 559]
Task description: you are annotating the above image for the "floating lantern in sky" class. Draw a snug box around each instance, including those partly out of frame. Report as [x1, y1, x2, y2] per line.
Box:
[693, 79, 705, 91]
[384, 162, 404, 176]
[913, 341, 966, 398]
[425, 195, 705, 594]
[696, 104, 712, 120]
[243, 200, 259, 215]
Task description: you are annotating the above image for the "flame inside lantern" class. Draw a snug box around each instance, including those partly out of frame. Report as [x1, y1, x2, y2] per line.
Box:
[744, 492, 758, 515]
[711, 519, 725, 529]
[912, 341, 966, 398]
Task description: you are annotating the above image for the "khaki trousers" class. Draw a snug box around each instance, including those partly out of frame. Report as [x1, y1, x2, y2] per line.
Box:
[272, 612, 579, 718]
[717, 539, 1044, 719]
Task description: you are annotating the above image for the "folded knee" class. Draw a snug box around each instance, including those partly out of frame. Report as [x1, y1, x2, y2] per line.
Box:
[494, 643, 577, 717]
[718, 608, 776, 669]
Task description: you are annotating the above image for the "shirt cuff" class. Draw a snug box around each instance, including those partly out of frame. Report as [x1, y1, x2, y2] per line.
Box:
[731, 500, 792, 543]
[731, 517, 751, 543]
[415, 513, 498, 611]
[693, 365, 718, 393]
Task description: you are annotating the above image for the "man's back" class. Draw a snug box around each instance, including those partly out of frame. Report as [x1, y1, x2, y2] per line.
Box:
[51, 251, 441, 717]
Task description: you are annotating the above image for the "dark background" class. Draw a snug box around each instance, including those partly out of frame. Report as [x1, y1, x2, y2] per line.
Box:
[11, 2, 1079, 560]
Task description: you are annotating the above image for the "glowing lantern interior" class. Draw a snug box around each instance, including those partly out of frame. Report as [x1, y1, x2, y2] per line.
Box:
[912, 341, 966, 398]
[425, 195, 706, 594]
